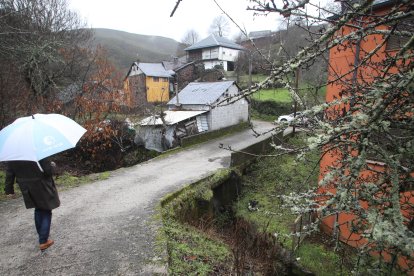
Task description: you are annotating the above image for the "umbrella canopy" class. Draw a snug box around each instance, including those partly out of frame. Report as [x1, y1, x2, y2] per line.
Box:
[0, 113, 87, 162]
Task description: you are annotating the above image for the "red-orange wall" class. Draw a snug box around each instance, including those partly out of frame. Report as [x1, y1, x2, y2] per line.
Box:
[319, 3, 413, 273]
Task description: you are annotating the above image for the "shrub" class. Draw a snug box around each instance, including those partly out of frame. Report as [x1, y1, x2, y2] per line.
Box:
[74, 119, 137, 172]
[250, 99, 292, 117]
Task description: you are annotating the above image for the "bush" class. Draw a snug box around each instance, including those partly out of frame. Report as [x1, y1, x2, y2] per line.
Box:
[250, 99, 292, 117]
[74, 119, 139, 172]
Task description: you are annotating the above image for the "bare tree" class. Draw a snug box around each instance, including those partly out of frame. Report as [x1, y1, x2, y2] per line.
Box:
[208, 15, 230, 37]
[0, 0, 93, 124]
[181, 29, 200, 46]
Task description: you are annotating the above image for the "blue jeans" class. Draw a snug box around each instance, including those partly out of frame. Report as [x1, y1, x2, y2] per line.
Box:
[34, 209, 52, 244]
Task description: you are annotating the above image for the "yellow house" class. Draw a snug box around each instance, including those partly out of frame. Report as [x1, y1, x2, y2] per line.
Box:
[125, 62, 172, 107]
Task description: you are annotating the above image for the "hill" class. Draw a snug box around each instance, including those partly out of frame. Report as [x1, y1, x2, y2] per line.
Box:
[91, 28, 186, 74]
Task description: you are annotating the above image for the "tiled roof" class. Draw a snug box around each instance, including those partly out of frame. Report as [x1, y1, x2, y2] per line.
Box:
[167, 81, 236, 105]
[184, 34, 243, 51]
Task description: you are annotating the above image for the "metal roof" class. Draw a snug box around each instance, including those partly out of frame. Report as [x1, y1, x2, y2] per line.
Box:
[140, 110, 207, 126]
[184, 34, 243, 51]
[167, 81, 236, 106]
[137, 63, 172, 78]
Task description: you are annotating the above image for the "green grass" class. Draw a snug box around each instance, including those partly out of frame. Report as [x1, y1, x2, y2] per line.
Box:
[163, 220, 231, 275]
[159, 133, 350, 274]
[234, 133, 353, 275]
[234, 134, 319, 248]
[238, 74, 269, 87]
[159, 169, 234, 275]
[251, 88, 292, 103]
[297, 242, 343, 276]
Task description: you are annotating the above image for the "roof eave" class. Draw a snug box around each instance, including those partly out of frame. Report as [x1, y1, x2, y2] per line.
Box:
[328, 0, 397, 20]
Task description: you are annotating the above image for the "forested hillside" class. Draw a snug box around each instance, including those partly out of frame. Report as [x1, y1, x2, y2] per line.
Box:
[92, 28, 186, 73]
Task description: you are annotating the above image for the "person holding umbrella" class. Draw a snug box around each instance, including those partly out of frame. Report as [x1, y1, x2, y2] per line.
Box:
[0, 113, 86, 251]
[4, 159, 60, 250]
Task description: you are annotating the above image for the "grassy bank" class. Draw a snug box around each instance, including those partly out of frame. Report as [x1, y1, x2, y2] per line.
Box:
[234, 133, 354, 275]
[159, 169, 234, 275]
[158, 133, 354, 275]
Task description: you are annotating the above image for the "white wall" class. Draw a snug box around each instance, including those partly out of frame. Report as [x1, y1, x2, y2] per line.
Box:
[209, 84, 249, 130]
[218, 47, 239, 62]
[201, 47, 240, 71]
[202, 48, 219, 60]
[203, 60, 224, 70]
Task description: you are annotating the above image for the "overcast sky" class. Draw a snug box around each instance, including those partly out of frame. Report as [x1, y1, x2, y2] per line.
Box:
[68, 0, 298, 42]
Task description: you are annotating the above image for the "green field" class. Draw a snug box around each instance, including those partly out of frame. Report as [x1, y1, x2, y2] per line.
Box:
[251, 86, 327, 104]
[251, 88, 292, 103]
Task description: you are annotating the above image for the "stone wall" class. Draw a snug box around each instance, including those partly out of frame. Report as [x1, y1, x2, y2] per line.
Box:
[176, 64, 196, 91]
[128, 74, 147, 107]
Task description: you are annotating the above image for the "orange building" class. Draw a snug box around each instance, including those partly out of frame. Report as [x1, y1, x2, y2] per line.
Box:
[319, 0, 413, 272]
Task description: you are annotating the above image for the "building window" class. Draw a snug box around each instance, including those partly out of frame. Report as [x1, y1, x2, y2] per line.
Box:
[153, 77, 159, 82]
[386, 17, 413, 51]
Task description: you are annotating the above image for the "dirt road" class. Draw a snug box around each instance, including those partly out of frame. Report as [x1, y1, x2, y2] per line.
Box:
[0, 121, 275, 275]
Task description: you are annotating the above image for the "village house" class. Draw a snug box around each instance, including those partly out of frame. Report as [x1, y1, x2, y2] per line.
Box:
[135, 80, 248, 152]
[318, 0, 413, 271]
[124, 62, 173, 108]
[184, 34, 243, 71]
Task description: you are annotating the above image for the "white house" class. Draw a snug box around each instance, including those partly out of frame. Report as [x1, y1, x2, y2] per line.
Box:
[136, 81, 249, 152]
[167, 81, 248, 131]
[184, 35, 243, 71]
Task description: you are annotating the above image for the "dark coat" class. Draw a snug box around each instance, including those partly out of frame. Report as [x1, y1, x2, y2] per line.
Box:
[5, 159, 60, 210]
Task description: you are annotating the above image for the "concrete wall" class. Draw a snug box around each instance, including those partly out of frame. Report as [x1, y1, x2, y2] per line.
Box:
[209, 99, 248, 130]
[209, 85, 248, 130]
[230, 131, 284, 167]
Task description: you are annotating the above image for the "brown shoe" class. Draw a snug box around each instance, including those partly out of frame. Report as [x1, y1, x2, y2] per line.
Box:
[39, 239, 54, 251]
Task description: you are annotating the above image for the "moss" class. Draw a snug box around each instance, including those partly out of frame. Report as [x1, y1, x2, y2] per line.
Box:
[160, 169, 232, 209]
[158, 169, 234, 274]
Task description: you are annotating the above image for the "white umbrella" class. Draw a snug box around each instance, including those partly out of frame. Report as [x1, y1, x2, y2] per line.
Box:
[0, 113, 87, 162]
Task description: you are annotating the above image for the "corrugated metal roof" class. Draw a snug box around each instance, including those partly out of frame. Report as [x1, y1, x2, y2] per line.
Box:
[167, 81, 235, 105]
[138, 63, 172, 78]
[140, 110, 207, 126]
[184, 34, 244, 51]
